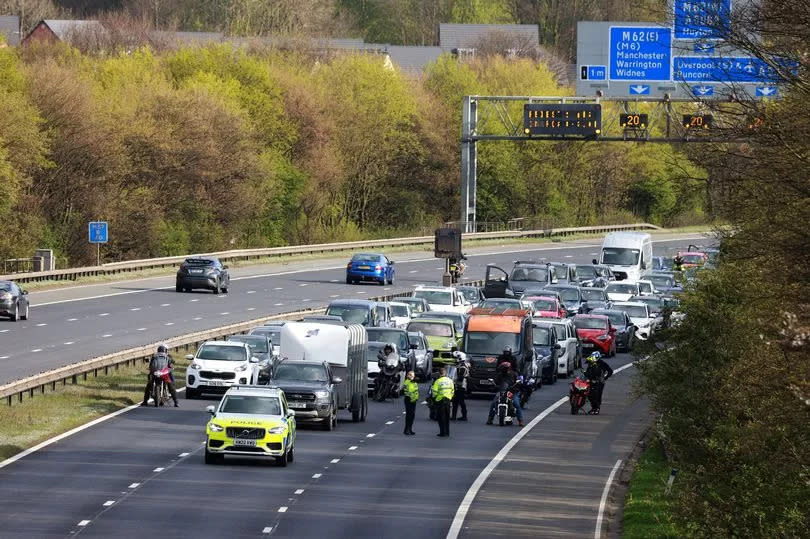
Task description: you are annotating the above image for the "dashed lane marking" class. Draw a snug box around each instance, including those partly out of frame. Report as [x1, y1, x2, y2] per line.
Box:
[99, 313, 109, 317]
[0, 329, 8, 332]
[385, 421, 394, 425]
[77, 520, 91, 527]
[128, 483, 139, 489]
[366, 433, 375, 438]
[103, 501, 115, 507]
[101, 334, 112, 338]
[164, 323, 174, 326]
[31, 349, 42, 352]
[263, 527, 273, 534]
[189, 299, 199, 302]
[0, 356, 9, 359]
[192, 317, 202, 321]
[179, 452, 189, 457]
[218, 312, 230, 316]
[312, 474, 322, 479]
[302, 299, 311, 303]
[130, 308, 140, 311]
[329, 295, 339, 298]
[294, 489, 304, 495]
[298, 283, 308, 287]
[409, 270, 419, 273]
[273, 287, 283, 290]
[330, 459, 340, 463]
[274, 303, 284, 306]
[137, 328, 147, 331]
[153, 467, 164, 472]
[64, 341, 74, 345]
[349, 446, 358, 451]
[247, 307, 256, 311]
[160, 303, 170, 307]
[35, 323, 47, 327]
[247, 291, 256, 294]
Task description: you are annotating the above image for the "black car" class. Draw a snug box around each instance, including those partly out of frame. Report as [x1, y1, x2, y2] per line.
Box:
[176, 257, 230, 294]
[590, 309, 636, 352]
[0, 280, 29, 321]
[269, 359, 340, 430]
[227, 334, 273, 383]
[579, 287, 612, 312]
[543, 284, 586, 316]
[506, 262, 554, 296]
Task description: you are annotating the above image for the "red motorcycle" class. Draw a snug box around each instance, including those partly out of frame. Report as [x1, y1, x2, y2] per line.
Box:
[152, 366, 172, 407]
[568, 374, 591, 415]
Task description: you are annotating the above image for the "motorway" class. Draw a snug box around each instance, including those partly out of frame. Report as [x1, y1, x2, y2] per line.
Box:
[0, 233, 701, 538]
[0, 232, 704, 384]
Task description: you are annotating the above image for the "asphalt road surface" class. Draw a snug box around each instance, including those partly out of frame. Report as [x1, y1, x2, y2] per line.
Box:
[0, 354, 638, 538]
[0, 232, 705, 384]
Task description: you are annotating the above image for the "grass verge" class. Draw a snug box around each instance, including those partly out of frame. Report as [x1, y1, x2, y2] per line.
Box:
[622, 437, 686, 539]
[0, 357, 190, 461]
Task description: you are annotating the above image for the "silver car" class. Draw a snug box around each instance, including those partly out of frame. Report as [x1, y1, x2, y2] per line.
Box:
[407, 331, 434, 381]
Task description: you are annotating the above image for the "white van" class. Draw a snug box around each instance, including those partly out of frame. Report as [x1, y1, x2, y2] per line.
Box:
[597, 232, 653, 282]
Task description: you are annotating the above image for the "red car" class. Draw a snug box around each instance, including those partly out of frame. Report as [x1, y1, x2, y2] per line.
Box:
[523, 296, 566, 318]
[573, 314, 616, 356]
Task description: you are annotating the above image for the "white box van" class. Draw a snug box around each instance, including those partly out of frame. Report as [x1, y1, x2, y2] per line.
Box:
[597, 232, 653, 282]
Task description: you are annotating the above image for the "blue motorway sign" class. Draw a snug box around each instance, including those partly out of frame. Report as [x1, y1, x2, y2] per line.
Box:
[609, 27, 672, 81]
[674, 0, 731, 40]
[587, 65, 606, 80]
[89, 221, 108, 244]
[674, 56, 787, 83]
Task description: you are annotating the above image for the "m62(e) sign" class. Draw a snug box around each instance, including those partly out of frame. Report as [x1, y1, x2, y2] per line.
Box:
[609, 27, 672, 82]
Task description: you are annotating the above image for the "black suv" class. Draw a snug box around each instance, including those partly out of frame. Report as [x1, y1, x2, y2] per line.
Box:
[176, 257, 230, 294]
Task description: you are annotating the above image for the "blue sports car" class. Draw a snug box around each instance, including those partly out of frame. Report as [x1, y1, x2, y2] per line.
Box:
[346, 253, 396, 286]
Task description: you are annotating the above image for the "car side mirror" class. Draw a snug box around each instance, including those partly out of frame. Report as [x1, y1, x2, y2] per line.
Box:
[21, 290, 28, 295]
[592, 258, 598, 264]
[332, 377, 343, 384]
[185, 354, 194, 360]
[389, 260, 395, 264]
[206, 405, 215, 414]
[287, 409, 296, 417]
[250, 356, 259, 363]
[222, 265, 229, 270]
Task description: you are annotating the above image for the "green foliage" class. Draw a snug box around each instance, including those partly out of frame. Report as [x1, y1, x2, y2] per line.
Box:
[449, 0, 515, 24]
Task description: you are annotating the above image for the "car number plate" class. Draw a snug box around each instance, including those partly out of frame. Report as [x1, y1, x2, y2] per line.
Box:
[207, 380, 225, 386]
[289, 401, 307, 408]
[233, 439, 257, 447]
[582, 343, 594, 349]
[357, 265, 371, 270]
[190, 269, 204, 274]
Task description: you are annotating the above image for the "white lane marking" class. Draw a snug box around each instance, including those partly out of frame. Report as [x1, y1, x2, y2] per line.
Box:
[446, 360, 637, 539]
[247, 307, 256, 311]
[263, 527, 273, 534]
[330, 279, 339, 283]
[217, 294, 226, 298]
[103, 500, 115, 507]
[0, 329, 8, 332]
[153, 467, 165, 472]
[160, 303, 170, 307]
[356, 291, 366, 294]
[137, 328, 147, 331]
[78, 520, 91, 526]
[409, 270, 419, 273]
[383, 288, 391, 291]
[294, 489, 305, 495]
[99, 313, 109, 317]
[0, 356, 8, 359]
[130, 308, 140, 312]
[590, 252, 599, 256]
[274, 303, 284, 306]
[31, 349, 42, 353]
[302, 299, 311, 302]
[35, 323, 47, 327]
[298, 283, 308, 287]
[312, 473, 322, 479]
[595, 459, 623, 539]
[192, 317, 202, 321]
[164, 323, 174, 326]
[219, 312, 230, 316]
[435, 267, 444, 270]
[247, 291, 256, 294]
[385, 421, 394, 425]
[64, 341, 74, 345]
[278, 507, 288, 513]
[179, 452, 189, 457]
[329, 295, 339, 298]
[330, 459, 340, 463]
[564, 255, 573, 258]
[189, 299, 199, 302]
[366, 433, 375, 438]
[101, 334, 112, 338]
[348, 446, 358, 451]
[128, 483, 140, 488]
[67, 318, 78, 321]
[273, 287, 283, 290]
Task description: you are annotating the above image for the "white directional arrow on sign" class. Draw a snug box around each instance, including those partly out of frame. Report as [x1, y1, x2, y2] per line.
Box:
[629, 85, 650, 94]
[757, 86, 777, 96]
[693, 85, 713, 96]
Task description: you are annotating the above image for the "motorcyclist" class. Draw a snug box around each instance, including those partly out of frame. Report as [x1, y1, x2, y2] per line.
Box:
[584, 352, 613, 415]
[496, 346, 518, 373]
[451, 349, 470, 421]
[376, 343, 403, 401]
[486, 361, 524, 426]
[141, 344, 179, 407]
[673, 254, 684, 272]
[448, 253, 467, 283]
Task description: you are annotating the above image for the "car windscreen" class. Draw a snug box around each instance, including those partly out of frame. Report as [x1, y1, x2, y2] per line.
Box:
[407, 334, 425, 349]
[510, 267, 549, 282]
[574, 317, 607, 330]
[638, 282, 653, 294]
[423, 313, 463, 332]
[619, 305, 649, 318]
[602, 248, 639, 266]
[0, 282, 11, 291]
[551, 324, 566, 341]
[464, 331, 521, 355]
[401, 299, 425, 313]
[607, 284, 637, 294]
[197, 345, 247, 361]
[649, 275, 674, 288]
[375, 306, 386, 319]
[366, 329, 409, 351]
[228, 336, 269, 353]
[185, 258, 215, 266]
[480, 300, 521, 309]
[351, 254, 380, 263]
[550, 265, 569, 279]
[390, 305, 409, 317]
[532, 327, 551, 346]
[576, 265, 599, 279]
[580, 289, 606, 301]
[594, 311, 625, 327]
[325, 306, 370, 324]
[530, 299, 557, 312]
[250, 327, 281, 345]
[555, 289, 580, 302]
[636, 297, 663, 312]
[407, 321, 453, 338]
[220, 395, 280, 415]
[458, 288, 480, 302]
[273, 363, 328, 382]
[413, 290, 452, 305]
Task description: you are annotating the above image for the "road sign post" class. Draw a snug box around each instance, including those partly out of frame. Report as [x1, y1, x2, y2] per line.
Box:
[89, 221, 108, 266]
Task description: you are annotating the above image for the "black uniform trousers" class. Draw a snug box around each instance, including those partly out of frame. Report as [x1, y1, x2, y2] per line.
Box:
[403, 397, 416, 433]
[451, 388, 467, 419]
[435, 399, 451, 436]
[589, 382, 604, 410]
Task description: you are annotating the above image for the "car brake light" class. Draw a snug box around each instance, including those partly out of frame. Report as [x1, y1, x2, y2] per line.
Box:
[375, 265, 382, 271]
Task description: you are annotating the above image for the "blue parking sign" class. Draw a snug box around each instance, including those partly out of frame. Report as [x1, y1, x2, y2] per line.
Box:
[89, 221, 108, 244]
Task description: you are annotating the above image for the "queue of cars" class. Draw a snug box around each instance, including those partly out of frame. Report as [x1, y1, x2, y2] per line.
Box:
[191, 237, 713, 467]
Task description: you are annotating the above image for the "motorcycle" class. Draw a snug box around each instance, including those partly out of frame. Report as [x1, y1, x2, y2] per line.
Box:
[374, 357, 404, 402]
[518, 377, 536, 408]
[568, 372, 591, 415]
[152, 366, 172, 407]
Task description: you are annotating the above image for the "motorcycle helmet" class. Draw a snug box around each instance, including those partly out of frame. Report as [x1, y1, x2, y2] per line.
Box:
[383, 343, 394, 353]
[587, 351, 601, 363]
[503, 346, 513, 355]
[157, 344, 168, 354]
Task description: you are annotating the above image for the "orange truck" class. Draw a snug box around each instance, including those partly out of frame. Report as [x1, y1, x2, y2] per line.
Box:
[462, 307, 534, 393]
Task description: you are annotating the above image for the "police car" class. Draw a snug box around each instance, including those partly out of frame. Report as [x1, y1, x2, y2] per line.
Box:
[204, 386, 296, 466]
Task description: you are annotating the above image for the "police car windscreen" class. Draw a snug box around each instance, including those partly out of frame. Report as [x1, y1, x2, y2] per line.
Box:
[220, 396, 280, 415]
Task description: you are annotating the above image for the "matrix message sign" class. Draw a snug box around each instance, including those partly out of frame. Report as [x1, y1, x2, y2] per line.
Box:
[523, 104, 602, 138]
